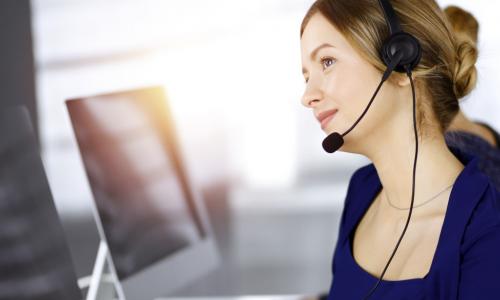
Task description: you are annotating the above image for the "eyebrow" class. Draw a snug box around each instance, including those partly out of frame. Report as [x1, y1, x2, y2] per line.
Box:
[302, 43, 335, 75]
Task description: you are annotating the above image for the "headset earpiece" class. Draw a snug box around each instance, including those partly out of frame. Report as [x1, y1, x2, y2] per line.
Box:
[378, 0, 422, 73]
[381, 31, 422, 73]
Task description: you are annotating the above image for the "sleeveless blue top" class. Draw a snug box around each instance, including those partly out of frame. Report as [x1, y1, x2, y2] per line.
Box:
[327, 148, 500, 299]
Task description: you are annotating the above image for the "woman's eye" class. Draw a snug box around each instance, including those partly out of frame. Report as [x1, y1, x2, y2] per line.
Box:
[321, 57, 336, 70]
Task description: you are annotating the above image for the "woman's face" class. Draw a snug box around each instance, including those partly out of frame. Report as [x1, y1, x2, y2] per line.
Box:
[300, 13, 404, 153]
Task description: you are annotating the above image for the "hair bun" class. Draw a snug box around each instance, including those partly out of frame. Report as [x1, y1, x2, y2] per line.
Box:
[453, 36, 478, 99]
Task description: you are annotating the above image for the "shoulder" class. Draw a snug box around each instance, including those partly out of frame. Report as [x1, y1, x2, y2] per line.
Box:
[445, 130, 489, 149]
[461, 182, 500, 254]
[457, 183, 500, 297]
[446, 130, 500, 191]
[476, 121, 500, 149]
[445, 131, 500, 165]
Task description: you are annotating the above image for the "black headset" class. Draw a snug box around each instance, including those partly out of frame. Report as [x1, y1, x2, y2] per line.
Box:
[321, 1, 423, 299]
[364, 0, 422, 298]
[378, 0, 421, 73]
[321, 0, 422, 153]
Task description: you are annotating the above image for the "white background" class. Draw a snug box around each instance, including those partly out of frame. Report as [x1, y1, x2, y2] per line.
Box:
[31, 0, 500, 216]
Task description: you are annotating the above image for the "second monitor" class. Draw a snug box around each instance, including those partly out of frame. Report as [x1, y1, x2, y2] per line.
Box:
[66, 86, 219, 300]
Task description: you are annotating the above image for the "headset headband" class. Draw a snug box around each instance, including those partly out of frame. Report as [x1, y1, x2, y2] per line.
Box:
[378, 0, 402, 35]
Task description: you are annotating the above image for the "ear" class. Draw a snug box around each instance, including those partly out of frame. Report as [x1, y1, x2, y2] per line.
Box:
[387, 73, 411, 87]
[396, 74, 411, 87]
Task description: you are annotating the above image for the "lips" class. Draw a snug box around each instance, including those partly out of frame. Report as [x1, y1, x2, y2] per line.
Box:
[316, 109, 337, 129]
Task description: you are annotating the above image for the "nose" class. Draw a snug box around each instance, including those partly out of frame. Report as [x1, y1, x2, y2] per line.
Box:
[301, 79, 323, 108]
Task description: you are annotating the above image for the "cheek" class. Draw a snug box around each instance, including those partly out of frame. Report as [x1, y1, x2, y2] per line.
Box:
[322, 65, 376, 122]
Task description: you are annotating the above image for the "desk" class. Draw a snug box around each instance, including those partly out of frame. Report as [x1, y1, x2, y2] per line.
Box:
[157, 296, 306, 300]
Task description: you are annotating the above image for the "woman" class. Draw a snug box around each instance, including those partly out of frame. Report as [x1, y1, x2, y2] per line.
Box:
[300, 0, 500, 299]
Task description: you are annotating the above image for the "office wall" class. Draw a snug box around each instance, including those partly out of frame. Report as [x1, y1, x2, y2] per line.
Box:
[32, 0, 500, 216]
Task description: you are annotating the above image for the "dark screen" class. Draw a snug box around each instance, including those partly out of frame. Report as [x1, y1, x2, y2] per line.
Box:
[66, 87, 205, 280]
[0, 107, 82, 300]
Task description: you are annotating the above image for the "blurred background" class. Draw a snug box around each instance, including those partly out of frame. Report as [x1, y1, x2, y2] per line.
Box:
[1, 0, 499, 297]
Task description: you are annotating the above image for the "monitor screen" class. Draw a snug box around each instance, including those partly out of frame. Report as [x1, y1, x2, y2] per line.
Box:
[0, 107, 82, 300]
[66, 87, 206, 280]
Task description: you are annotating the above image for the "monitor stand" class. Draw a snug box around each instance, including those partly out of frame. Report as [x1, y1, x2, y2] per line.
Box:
[78, 241, 125, 300]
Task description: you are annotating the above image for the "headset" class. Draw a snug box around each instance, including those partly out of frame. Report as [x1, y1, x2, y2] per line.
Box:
[321, 0, 422, 299]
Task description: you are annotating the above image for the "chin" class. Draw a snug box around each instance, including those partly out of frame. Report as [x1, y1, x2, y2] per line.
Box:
[322, 124, 335, 134]
[323, 118, 344, 134]
[323, 125, 340, 136]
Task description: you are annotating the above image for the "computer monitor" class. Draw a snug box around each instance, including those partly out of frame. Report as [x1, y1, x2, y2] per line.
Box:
[0, 107, 82, 300]
[66, 86, 219, 300]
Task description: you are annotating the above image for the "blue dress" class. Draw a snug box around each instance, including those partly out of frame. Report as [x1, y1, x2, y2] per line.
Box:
[327, 147, 500, 299]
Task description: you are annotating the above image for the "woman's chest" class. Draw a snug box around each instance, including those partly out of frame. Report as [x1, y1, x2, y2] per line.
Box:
[352, 206, 447, 281]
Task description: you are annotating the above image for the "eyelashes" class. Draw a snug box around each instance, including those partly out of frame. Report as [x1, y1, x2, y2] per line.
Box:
[320, 56, 336, 70]
[303, 56, 337, 83]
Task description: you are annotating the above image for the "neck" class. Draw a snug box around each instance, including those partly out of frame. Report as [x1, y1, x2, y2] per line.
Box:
[364, 125, 464, 218]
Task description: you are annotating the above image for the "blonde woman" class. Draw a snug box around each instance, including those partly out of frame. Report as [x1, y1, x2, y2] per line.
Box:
[300, 0, 500, 298]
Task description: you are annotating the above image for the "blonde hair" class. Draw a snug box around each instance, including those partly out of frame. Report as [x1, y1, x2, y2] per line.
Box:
[300, 0, 478, 132]
[444, 5, 479, 101]
[444, 5, 479, 43]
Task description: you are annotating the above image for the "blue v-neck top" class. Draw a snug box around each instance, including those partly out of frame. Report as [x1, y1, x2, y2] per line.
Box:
[327, 148, 500, 300]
